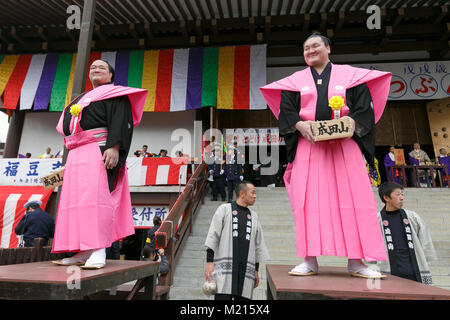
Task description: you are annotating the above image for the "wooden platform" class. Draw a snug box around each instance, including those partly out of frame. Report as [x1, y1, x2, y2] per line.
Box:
[266, 265, 450, 300]
[0, 260, 159, 300]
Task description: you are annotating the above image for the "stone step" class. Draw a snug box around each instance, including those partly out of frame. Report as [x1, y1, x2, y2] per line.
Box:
[169, 187, 450, 299]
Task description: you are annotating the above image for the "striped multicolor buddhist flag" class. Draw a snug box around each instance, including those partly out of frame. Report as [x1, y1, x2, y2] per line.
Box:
[0, 45, 267, 112]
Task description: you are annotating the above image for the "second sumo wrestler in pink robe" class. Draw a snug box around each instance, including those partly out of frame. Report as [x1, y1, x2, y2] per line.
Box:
[260, 63, 391, 262]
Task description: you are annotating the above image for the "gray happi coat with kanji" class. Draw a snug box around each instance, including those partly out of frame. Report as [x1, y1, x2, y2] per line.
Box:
[205, 203, 270, 299]
[376, 209, 437, 284]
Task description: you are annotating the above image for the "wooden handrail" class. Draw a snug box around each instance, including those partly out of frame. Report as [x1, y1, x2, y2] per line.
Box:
[155, 163, 208, 286]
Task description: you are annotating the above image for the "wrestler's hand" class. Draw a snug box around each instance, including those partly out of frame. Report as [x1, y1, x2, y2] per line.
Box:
[103, 143, 120, 170]
[295, 121, 315, 143]
[254, 271, 259, 288]
[205, 262, 214, 281]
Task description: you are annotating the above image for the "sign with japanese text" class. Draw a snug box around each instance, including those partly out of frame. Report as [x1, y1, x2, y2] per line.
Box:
[1, 157, 188, 187]
[311, 118, 352, 142]
[356, 61, 450, 100]
[40, 167, 65, 190]
[0, 159, 63, 186]
[224, 128, 285, 146]
[132, 205, 169, 228]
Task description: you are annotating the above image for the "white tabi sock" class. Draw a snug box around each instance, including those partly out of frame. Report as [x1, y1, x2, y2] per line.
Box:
[61, 250, 93, 265]
[347, 259, 382, 277]
[84, 248, 106, 268]
[291, 256, 319, 274]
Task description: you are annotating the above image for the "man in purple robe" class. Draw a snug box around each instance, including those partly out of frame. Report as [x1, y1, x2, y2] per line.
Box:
[438, 148, 449, 186]
[384, 146, 406, 184]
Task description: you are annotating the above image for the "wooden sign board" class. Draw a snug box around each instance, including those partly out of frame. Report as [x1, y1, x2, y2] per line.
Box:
[394, 149, 406, 165]
[311, 118, 352, 142]
[40, 167, 65, 190]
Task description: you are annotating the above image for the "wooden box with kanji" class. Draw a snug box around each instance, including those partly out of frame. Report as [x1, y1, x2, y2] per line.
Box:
[311, 117, 352, 142]
[40, 167, 65, 190]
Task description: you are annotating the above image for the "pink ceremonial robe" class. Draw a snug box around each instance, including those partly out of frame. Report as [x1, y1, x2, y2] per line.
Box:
[260, 64, 391, 261]
[52, 84, 147, 253]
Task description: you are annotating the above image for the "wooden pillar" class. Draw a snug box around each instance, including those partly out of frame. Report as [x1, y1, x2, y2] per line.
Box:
[71, 0, 97, 99]
[3, 110, 25, 158]
[57, 0, 97, 206]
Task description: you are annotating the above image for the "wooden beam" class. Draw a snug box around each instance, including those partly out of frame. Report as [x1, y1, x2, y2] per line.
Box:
[351, 0, 363, 11]
[378, 25, 393, 51]
[163, 0, 182, 21]
[323, 0, 334, 13]
[316, 0, 326, 13]
[37, 27, 47, 42]
[129, 24, 139, 39]
[142, 1, 164, 22]
[320, 12, 328, 31]
[265, 16, 271, 39]
[3, 110, 25, 158]
[0, 29, 9, 43]
[249, 16, 256, 37]
[179, 20, 188, 40]
[393, 8, 405, 29]
[144, 23, 154, 40]
[95, 25, 107, 42]
[227, 0, 233, 18]
[434, 5, 448, 24]
[238, 0, 243, 18]
[216, 0, 225, 19]
[10, 27, 24, 44]
[303, 13, 311, 31]
[276, 0, 284, 16]
[267, 0, 274, 16]
[153, 1, 173, 21]
[336, 11, 345, 30]
[286, 0, 295, 14]
[258, 0, 263, 17]
[305, 0, 315, 13]
[211, 19, 218, 38]
[437, 22, 450, 43]
[334, 0, 346, 12]
[205, 0, 215, 18]
[195, 19, 203, 38]
[126, 0, 152, 23]
[171, 0, 189, 21]
[65, 28, 77, 43]
[71, 0, 96, 99]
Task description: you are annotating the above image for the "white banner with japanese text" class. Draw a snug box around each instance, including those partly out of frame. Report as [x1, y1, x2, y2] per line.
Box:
[356, 61, 450, 100]
[0, 158, 63, 186]
[132, 205, 169, 228]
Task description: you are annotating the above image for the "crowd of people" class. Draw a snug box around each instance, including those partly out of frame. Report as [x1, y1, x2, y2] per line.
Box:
[133, 144, 187, 159]
[6, 34, 447, 302]
[383, 143, 449, 187]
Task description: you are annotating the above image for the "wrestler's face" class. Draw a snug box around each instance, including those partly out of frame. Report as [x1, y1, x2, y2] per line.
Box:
[389, 147, 395, 153]
[89, 60, 112, 87]
[384, 188, 404, 210]
[303, 36, 330, 67]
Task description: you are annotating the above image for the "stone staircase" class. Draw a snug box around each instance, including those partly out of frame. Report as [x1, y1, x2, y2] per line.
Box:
[169, 187, 450, 299]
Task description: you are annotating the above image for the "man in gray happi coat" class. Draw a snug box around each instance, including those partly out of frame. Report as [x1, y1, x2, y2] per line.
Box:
[204, 181, 270, 300]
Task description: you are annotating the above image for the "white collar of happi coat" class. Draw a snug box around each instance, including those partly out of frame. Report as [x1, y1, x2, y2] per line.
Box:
[389, 152, 395, 161]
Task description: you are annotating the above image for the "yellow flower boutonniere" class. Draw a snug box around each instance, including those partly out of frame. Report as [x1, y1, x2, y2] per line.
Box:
[328, 96, 345, 111]
[69, 104, 82, 117]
